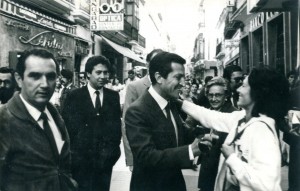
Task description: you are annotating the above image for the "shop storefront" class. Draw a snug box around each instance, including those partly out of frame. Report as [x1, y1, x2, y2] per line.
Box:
[233, 2, 297, 75]
[0, 0, 76, 73]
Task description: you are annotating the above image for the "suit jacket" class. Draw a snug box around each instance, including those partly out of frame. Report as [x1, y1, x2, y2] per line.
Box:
[0, 93, 77, 191]
[125, 90, 195, 191]
[62, 86, 121, 171]
[122, 75, 151, 166]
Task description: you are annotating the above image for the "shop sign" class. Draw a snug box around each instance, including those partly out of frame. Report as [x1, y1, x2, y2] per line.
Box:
[14, 7, 70, 34]
[266, 12, 280, 21]
[5, 20, 30, 31]
[19, 31, 63, 50]
[250, 12, 264, 32]
[225, 39, 240, 48]
[90, 0, 124, 31]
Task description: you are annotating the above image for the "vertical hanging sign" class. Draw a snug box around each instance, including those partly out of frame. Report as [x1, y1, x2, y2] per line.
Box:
[90, 0, 124, 31]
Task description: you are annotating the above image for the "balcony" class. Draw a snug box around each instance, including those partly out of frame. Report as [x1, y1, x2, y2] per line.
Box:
[224, 20, 244, 39]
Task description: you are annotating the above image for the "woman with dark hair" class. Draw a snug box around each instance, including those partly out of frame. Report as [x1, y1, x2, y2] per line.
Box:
[179, 68, 289, 191]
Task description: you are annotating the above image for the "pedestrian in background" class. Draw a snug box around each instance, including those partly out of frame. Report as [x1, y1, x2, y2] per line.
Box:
[197, 77, 237, 191]
[0, 49, 77, 191]
[62, 55, 121, 191]
[59, 69, 77, 111]
[0, 67, 16, 105]
[122, 48, 163, 171]
[180, 67, 289, 191]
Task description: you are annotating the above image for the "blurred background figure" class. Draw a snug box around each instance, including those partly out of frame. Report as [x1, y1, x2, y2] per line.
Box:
[59, 69, 77, 111]
[0, 67, 16, 105]
[197, 77, 237, 191]
[50, 77, 62, 111]
[197, 75, 213, 108]
[122, 48, 163, 171]
[190, 82, 200, 105]
[287, 70, 298, 91]
[179, 82, 192, 102]
[125, 70, 138, 86]
[79, 72, 87, 87]
[112, 78, 124, 92]
[223, 65, 243, 108]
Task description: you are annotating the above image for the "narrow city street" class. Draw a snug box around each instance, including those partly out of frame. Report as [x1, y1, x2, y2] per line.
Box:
[111, 140, 290, 191]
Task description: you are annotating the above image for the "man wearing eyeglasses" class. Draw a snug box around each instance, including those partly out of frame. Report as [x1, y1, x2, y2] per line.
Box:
[223, 65, 244, 108]
[0, 67, 16, 105]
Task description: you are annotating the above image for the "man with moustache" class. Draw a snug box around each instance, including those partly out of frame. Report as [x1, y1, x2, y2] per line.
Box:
[0, 49, 77, 191]
[62, 55, 121, 191]
[0, 67, 16, 104]
[125, 51, 204, 191]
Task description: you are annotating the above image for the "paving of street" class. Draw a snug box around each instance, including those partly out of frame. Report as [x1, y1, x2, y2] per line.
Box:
[110, 140, 289, 191]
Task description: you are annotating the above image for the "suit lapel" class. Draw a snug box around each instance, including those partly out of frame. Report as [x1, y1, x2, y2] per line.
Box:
[81, 86, 98, 115]
[7, 94, 61, 160]
[144, 92, 178, 146]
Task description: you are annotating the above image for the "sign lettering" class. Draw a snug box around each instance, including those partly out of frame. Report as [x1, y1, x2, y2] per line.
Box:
[90, 0, 124, 31]
[19, 31, 63, 50]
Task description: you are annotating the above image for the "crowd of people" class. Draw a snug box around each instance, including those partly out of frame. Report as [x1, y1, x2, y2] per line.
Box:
[0, 48, 299, 191]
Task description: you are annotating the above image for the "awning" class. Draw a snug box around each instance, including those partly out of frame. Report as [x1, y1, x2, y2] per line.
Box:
[102, 36, 146, 64]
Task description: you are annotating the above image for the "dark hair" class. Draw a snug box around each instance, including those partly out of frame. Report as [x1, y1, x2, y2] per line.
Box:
[61, 69, 73, 80]
[204, 76, 213, 84]
[16, 49, 59, 79]
[0, 67, 14, 75]
[85, 55, 113, 74]
[128, 70, 134, 75]
[149, 51, 186, 85]
[248, 67, 289, 121]
[146, 49, 163, 62]
[223, 65, 242, 81]
[191, 82, 199, 89]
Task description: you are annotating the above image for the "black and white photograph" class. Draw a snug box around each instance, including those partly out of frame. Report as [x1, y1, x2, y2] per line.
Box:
[0, 0, 299, 191]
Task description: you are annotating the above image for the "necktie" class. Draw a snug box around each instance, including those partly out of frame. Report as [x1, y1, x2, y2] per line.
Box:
[165, 102, 172, 121]
[39, 112, 58, 154]
[95, 90, 101, 112]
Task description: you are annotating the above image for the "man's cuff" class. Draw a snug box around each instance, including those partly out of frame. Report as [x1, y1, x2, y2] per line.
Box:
[188, 144, 195, 160]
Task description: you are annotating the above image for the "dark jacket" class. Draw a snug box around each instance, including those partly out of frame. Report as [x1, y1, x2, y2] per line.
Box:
[61, 86, 121, 171]
[0, 93, 77, 191]
[125, 91, 195, 191]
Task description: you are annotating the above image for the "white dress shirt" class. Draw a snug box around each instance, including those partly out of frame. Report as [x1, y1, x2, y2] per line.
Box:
[87, 82, 104, 107]
[20, 94, 64, 154]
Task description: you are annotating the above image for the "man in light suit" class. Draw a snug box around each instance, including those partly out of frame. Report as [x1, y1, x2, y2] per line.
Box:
[125, 51, 203, 191]
[122, 49, 163, 170]
[62, 55, 121, 191]
[0, 49, 77, 191]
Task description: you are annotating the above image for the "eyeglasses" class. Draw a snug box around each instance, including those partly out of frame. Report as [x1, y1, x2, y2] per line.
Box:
[207, 93, 224, 99]
[233, 77, 244, 83]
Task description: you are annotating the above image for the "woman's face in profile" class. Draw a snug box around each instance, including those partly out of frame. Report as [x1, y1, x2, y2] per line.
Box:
[236, 76, 254, 109]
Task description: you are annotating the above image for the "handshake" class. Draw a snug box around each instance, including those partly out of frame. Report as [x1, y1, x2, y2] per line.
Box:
[191, 133, 219, 156]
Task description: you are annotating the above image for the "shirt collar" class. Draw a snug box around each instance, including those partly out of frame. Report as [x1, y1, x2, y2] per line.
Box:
[148, 86, 168, 110]
[87, 82, 103, 95]
[19, 94, 47, 121]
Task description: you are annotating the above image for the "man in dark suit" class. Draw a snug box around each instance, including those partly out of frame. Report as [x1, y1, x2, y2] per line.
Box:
[125, 51, 202, 191]
[62, 56, 121, 191]
[122, 49, 163, 170]
[0, 49, 77, 191]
